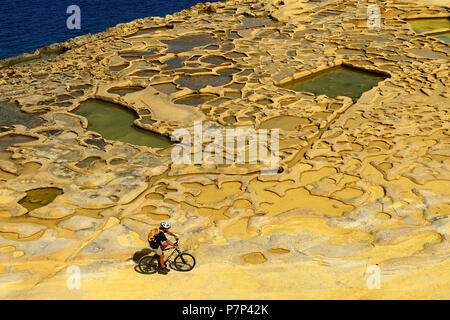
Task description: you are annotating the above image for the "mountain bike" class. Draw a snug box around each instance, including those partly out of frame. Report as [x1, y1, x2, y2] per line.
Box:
[138, 240, 196, 274]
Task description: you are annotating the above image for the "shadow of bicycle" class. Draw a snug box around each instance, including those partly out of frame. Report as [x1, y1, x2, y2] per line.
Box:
[132, 248, 152, 264]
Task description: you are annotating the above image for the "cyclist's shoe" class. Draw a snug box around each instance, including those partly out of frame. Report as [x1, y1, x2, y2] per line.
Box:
[161, 267, 171, 273]
[158, 268, 169, 275]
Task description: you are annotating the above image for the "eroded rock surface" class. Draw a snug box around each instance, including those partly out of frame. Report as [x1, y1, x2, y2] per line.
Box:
[0, 0, 449, 299]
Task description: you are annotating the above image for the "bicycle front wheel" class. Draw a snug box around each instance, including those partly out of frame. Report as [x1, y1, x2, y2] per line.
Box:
[174, 253, 196, 272]
[138, 255, 159, 274]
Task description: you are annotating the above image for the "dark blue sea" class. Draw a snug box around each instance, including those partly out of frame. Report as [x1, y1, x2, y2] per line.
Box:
[0, 0, 217, 60]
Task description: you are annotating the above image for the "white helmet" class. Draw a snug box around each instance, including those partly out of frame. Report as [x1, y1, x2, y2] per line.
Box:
[160, 221, 171, 229]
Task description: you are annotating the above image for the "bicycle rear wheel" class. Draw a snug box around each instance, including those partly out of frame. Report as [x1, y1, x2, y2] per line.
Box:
[138, 255, 159, 274]
[174, 253, 196, 272]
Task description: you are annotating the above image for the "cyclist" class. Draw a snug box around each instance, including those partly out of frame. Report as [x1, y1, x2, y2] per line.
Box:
[149, 221, 179, 274]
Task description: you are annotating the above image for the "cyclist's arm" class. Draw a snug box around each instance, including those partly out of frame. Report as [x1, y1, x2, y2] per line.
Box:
[166, 230, 179, 240]
[165, 239, 178, 248]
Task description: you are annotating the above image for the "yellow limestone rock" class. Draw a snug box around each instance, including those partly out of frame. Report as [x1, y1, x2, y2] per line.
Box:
[257, 185, 354, 216]
[0, 0, 449, 300]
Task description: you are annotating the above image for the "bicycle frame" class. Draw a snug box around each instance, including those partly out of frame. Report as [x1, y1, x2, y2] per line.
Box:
[139, 239, 195, 274]
[159, 240, 182, 264]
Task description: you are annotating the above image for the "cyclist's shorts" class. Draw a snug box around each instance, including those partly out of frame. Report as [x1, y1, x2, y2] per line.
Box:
[148, 242, 162, 255]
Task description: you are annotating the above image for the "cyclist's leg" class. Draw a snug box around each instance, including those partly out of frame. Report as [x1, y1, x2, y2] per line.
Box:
[160, 241, 169, 267]
[148, 242, 163, 267]
[155, 246, 165, 268]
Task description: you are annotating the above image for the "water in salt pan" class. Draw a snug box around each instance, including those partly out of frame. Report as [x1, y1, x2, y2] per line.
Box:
[19, 188, 63, 212]
[162, 33, 215, 54]
[407, 18, 450, 43]
[174, 94, 218, 106]
[107, 86, 144, 97]
[408, 18, 450, 33]
[73, 99, 172, 148]
[281, 66, 388, 102]
[14, 53, 59, 66]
